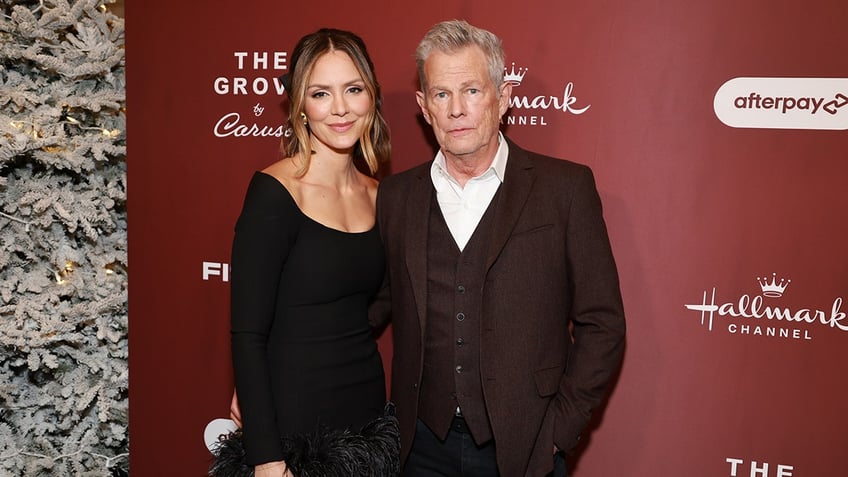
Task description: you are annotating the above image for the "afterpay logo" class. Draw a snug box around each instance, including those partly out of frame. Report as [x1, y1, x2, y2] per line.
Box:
[714, 77, 848, 130]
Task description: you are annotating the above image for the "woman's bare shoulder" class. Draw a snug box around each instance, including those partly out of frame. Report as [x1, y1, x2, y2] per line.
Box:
[261, 157, 301, 192]
[359, 173, 379, 203]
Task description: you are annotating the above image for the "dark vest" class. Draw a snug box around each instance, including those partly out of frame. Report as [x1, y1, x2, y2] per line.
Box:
[418, 189, 501, 444]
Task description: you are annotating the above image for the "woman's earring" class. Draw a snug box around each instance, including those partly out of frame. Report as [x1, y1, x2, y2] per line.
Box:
[300, 112, 308, 125]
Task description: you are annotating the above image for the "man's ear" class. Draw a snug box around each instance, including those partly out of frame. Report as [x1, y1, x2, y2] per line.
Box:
[498, 82, 513, 117]
[416, 91, 432, 125]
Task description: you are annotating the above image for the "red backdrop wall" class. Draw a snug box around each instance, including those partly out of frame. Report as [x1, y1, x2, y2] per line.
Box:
[127, 1, 848, 475]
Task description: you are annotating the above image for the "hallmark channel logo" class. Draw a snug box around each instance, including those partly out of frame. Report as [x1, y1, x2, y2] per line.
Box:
[714, 77, 848, 130]
[683, 272, 847, 341]
[212, 51, 289, 139]
[503, 62, 590, 127]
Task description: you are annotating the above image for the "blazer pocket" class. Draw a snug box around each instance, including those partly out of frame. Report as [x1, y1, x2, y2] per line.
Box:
[533, 365, 563, 397]
[512, 223, 553, 237]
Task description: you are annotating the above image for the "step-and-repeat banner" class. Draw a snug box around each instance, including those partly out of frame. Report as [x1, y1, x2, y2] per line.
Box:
[127, 1, 848, 475]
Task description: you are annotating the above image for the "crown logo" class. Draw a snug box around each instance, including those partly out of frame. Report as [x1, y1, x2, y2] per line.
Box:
[503, 62, 527, 86]
[757, 273, 790, 298]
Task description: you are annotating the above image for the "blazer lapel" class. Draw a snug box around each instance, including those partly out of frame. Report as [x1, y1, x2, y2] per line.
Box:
[486, 140, 536, 271]
[404, 166, 433, 333]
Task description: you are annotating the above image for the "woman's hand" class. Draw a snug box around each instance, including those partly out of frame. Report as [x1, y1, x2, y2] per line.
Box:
[232, 393, 292, 476]
[229, 389, 242, 428]
[255, 461, 293, 477]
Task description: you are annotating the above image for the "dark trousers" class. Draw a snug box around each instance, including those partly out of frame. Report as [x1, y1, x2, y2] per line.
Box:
[404, 418, 567, 477]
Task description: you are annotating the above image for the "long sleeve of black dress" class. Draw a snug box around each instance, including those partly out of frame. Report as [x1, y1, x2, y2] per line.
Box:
[230, 172, 300, 465]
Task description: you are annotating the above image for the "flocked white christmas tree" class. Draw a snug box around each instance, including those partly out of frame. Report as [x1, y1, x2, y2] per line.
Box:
[0, 0, 127, 475]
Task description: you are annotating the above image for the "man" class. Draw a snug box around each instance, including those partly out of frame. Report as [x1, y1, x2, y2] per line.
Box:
[370, 20, 626, 476]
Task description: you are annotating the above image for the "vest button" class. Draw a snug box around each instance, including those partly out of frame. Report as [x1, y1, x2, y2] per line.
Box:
[456, 312, 465, 321]
[457, 285, 466, 294]
[455, 365, 463, 374]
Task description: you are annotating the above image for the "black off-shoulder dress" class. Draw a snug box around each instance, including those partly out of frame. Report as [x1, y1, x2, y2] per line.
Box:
[219, 172, 395, 476]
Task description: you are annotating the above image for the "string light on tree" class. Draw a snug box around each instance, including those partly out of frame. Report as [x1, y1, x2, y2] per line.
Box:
[0, 0, 128, 475]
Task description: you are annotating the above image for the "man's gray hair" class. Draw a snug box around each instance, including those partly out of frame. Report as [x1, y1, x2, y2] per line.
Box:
[415, 19, 505, 91]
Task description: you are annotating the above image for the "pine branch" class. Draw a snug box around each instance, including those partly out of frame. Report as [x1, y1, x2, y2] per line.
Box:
[0, 0, 127, 475]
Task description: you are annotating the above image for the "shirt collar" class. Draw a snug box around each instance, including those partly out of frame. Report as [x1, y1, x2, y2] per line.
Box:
[431, 132, 509, 184]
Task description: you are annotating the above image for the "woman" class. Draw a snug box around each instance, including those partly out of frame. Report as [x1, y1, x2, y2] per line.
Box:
[211, 28, 396, 477]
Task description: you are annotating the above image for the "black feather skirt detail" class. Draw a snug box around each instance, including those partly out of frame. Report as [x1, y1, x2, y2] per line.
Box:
[209, 404, 400, 477]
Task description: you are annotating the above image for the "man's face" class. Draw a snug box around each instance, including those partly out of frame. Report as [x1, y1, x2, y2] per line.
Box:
[416, 46, 511, 166]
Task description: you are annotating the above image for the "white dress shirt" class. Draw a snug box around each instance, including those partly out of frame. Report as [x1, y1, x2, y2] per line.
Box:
[429, 134, 509, 251]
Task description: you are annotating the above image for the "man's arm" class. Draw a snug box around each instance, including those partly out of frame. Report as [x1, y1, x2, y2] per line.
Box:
[552, 165, 626, 452]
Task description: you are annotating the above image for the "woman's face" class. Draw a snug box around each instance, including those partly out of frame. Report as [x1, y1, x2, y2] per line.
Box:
[303, 50, 372, 155]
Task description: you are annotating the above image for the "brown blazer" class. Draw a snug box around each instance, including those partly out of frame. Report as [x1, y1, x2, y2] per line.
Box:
[370, 137, 626, 476]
